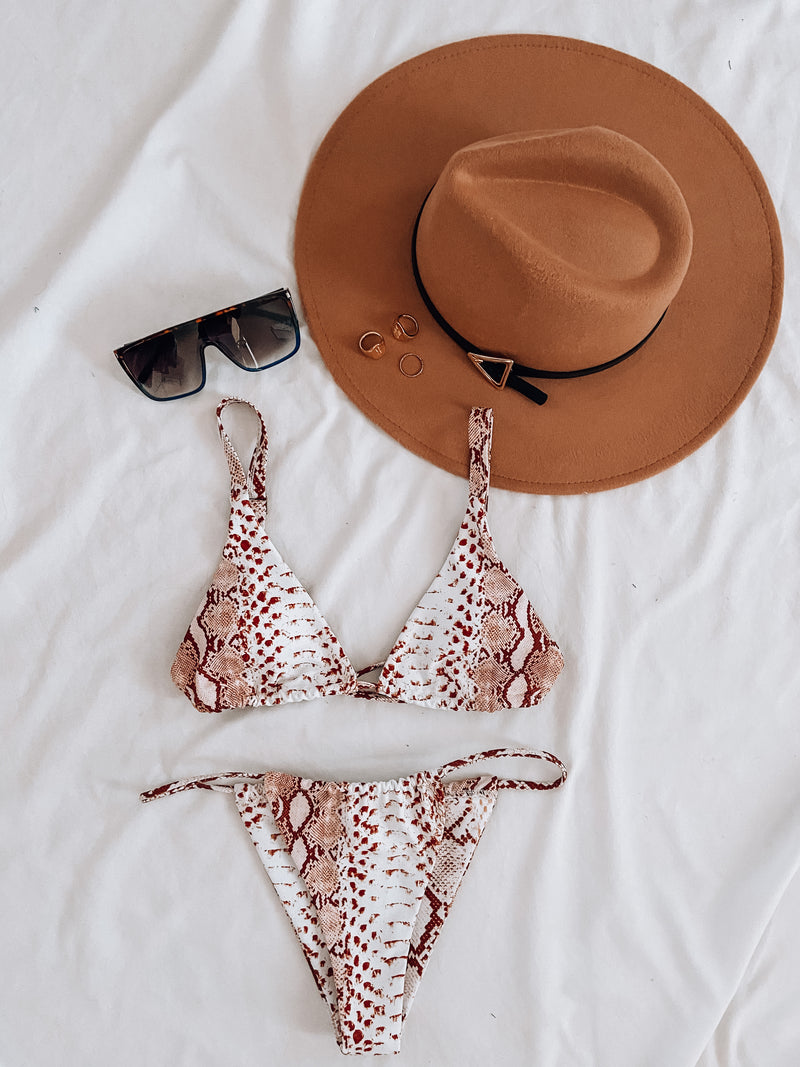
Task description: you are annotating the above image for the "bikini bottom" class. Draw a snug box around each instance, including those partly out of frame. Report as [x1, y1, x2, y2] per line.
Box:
[141, 747, 566, 1056]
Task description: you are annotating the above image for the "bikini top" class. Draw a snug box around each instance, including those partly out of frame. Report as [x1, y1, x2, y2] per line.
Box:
[171, 397, 563, 714]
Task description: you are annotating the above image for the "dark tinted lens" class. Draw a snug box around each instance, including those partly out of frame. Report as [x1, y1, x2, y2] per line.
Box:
[203, 294, 299, 371]
[118, 324, 203, 400]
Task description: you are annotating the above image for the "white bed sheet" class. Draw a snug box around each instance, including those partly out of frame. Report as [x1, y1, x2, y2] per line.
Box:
[2, 1, 799, 1064]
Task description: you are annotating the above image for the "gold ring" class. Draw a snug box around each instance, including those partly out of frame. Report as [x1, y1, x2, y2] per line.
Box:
[358, 331, 386, 359]
[392, 314, 419, 341]
[399, 352, 423, 378]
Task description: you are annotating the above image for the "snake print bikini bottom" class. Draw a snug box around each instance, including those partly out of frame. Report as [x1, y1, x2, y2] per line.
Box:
[141, 747, 566, 1056]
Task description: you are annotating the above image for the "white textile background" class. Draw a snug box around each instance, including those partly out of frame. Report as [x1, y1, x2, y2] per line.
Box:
[1, 2, 799, 1065]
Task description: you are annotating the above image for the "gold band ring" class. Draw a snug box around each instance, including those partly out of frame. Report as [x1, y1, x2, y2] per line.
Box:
[399, 352, 424, 378]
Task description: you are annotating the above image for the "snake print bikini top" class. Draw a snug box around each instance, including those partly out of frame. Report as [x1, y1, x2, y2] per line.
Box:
[171, 397, 564, 714]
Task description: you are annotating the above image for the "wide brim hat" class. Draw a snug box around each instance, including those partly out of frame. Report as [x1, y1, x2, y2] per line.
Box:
[294, 34, 783, 494]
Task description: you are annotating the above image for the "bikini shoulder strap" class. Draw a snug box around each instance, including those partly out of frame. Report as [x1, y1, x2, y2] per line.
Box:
[140, 770, 265, 803]
[468, 406, 493, 511]
[438, 747, 567, 791]
[216, 396, 269, 522]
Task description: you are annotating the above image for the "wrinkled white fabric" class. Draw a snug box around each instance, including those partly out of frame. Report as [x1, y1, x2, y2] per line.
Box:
[1, 1, 799, 1065]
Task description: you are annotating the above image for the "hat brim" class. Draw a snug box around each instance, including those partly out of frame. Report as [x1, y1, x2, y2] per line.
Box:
[295, 34, 783, 493]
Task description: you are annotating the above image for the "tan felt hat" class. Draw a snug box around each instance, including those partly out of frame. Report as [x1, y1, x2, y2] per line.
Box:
[294, 35, 783, 494]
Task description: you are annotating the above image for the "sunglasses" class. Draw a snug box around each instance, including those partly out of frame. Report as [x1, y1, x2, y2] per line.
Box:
[114, 287, 301, 401]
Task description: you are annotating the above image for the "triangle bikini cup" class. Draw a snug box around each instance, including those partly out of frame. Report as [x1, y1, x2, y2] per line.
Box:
[170, 396, 564, 714]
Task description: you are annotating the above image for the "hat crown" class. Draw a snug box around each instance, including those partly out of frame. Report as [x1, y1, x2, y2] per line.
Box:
[415, 126, 693, 371]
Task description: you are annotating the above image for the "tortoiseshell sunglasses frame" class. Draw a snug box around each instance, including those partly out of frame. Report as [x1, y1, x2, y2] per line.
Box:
[114, 287, 300, 401]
